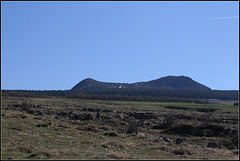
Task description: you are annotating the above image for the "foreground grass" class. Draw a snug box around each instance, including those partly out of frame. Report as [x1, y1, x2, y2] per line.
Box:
[1, 97, 239, 160]
[1, 110, 179, 159]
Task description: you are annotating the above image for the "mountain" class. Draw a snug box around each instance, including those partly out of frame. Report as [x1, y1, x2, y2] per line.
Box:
[71, 76, 211, 90]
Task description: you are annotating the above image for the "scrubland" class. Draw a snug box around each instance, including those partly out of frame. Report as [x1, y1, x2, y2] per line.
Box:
[1, 96, 239, 159]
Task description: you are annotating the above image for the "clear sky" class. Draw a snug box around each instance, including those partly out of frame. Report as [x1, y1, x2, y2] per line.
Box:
[1, 1, 239, 90]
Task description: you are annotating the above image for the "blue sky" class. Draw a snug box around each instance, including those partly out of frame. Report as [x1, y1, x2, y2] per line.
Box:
[1, 1, 239, 90]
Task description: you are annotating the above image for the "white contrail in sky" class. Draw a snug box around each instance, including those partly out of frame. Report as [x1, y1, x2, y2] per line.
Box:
[210, 16, 239, 19]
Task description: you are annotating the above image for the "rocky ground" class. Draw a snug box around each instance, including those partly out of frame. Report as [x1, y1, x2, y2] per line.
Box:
[1, 97, 239, 159]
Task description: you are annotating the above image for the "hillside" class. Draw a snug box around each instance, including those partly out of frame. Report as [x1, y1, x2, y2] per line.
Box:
[2, 77, 237, 101]
[71, 76, 211, 90]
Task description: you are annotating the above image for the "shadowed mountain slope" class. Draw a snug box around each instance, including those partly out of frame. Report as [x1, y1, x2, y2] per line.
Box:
[71, 76, 211, 90]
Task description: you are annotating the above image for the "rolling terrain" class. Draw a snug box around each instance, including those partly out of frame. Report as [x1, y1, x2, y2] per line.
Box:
[1, 76, 238, 159]
[71, 76, 211, 90]
[2, 76, 238, 101]
[1, 96, 239, 159]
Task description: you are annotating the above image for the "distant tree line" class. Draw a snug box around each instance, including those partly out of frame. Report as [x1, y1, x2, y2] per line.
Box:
[1, 89, 238, 103]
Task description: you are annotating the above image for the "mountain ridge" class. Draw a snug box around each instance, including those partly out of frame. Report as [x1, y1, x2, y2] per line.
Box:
[71, 76, 211, 90]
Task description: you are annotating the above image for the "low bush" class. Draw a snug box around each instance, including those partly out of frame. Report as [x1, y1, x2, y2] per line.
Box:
[231, 136, 238, 148]
[20, 102, 34, 114]
[160, 113, 176, 129]
[164, 106, 189, 110]
[163, 123, 225, 137]
[200, 124, 225, 135]
[196, 108, 218, 112]
[126, 121, 141, 134]
[162, 124, 194, 135]
[173, 149, 185, 155]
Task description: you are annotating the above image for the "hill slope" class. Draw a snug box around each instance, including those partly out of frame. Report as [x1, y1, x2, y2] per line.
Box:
[71, 76, 211, 90]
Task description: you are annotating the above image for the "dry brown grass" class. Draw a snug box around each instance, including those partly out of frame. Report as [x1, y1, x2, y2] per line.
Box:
[101, 140, 128, 150]
[106, 151, 130, 159]
[1, 96, 239, 160]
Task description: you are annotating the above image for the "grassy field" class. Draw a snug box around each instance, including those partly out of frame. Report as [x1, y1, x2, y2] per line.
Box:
[1, 96, 239, 160]
[109, 100, 239, 114]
